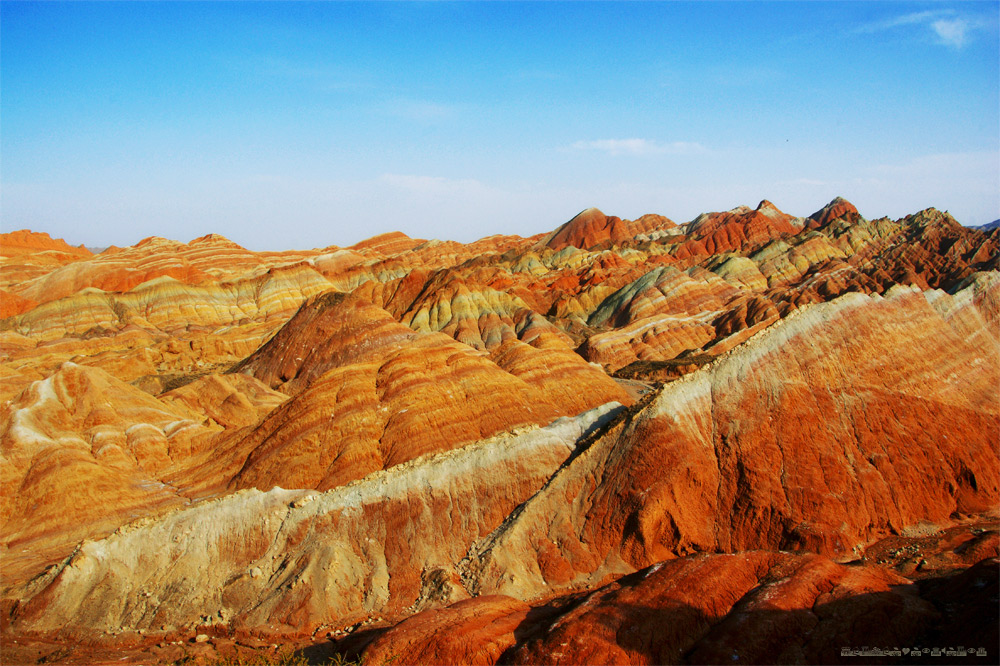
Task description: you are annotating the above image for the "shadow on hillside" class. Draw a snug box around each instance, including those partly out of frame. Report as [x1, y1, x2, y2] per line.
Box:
[492, 562, 998, 665]
[295, 625, 390, 665]
[285, 558, 998, 665]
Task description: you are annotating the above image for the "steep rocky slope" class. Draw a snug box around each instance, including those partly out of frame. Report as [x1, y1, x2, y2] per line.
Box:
[7, 405, 622, 637]
[0, 363, 287, 583]
[223, 290, 629, 491]
[463, 279, 999, 601]
[1, 199, 998, 665]
[0, 230, 93, 260]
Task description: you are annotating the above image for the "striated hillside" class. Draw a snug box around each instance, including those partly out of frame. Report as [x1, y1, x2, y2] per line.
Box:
[1, 198, 998, 665]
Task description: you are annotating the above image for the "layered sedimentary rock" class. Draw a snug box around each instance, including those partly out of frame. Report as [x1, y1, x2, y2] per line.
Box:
[365, 552, 939, 666]
[396, 273, 556, 350]
[2, 199, 999, 665]
[0, 363, 289, 583]
[8, 405, 621, 636]
[580, 313, 718, 371]
[158, 373, 288, 430]
[0, 230, 93, 259]
[5, 233, 327, 306]
[0, 288, 36, 319]
[542, 208, 676, 250]
[675, 200, 804, 258]
[464, 280, 1000, 599]
[5, 263, 337, 341]
[227, 291, 630, 491]
[1, 232, 94, 302]
[807, 195, 860, 228]
[0, 364, 203, 579]
[587, 265, 742, 329]
[4, 201, 996, 383]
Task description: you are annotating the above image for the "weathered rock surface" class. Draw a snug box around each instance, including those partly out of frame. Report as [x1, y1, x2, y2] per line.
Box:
[2, 200, 999, 665]
[464, 280, 1000, 599]
[0, 230, 92, 261]
[541, 208, 676, 251]
[360, 520, 998, 666]
[676, 200, 804, 258]
[228, 291, 630, 491]
[0, 288, 36, 318]
[1, 364, 201, 579]
[362, 594, 534, 666]
[4, 264, 336, 341]
[808, 195, 861, 228]
[0, 364, 289, 583]
[367, 552, 938, 666]
[7, 404, 621, 637]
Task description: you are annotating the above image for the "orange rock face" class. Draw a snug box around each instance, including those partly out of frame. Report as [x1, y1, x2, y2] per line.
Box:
[7, 405, 623, 638]
[542, 207, 675, 250]
[464, 281, 999, 598]
[0, 288, 36, 318]
[0, 230, 92, 259]
[0, 363, 287, 583]
[362, 595, 533, 666]
[808, 195, 860, 228]
[359, 520, 997, 666]
[228, 290, 629, 491]
[510, 552, 937, 666]
[2, 199, 998, 665]
[676, 200, 804, 258]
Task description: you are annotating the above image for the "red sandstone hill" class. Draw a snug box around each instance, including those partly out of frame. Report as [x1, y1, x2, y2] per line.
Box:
[0, 230, 92, 258]
[807, 195, 860, 228]
[1, 199, 998, 665]
[541, 207, 676, 250]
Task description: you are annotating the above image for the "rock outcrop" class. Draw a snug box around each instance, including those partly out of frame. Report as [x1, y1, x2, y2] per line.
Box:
[0, 230, 92, 260]
[2, 199, 998, 665]
[365, 552, 940, 666]
[227, 290, 630, 491]
[8, 405, 622, 637]
[541, 208, 676, 251]
[464, 281, 1000, 599]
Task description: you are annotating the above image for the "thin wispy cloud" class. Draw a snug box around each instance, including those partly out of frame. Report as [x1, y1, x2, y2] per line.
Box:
[855, 9, 983, 49]
[931, 18, 971, 49]
[570, 139, 707, 157]
[856, 10, 942, 32]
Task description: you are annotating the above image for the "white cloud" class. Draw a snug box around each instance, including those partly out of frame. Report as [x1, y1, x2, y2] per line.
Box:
[855, 9, 983, 49]
[857, 10, 943, 32]
[570, 139, 707, 157]
[931, 18, 970, 49]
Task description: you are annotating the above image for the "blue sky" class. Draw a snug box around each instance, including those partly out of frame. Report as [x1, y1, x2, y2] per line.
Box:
[2, 1, 998, 250]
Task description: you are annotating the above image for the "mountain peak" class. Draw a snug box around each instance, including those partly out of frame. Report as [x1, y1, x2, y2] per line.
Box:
[808, 196, 859, 227]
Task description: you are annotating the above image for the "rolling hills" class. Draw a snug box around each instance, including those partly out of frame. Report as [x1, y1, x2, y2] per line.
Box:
[1, 198, 997, 665]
